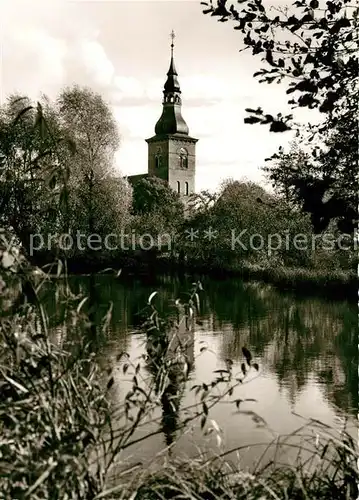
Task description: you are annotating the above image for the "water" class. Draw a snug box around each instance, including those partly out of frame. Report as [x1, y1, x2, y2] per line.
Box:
[42, 272, 357, 470]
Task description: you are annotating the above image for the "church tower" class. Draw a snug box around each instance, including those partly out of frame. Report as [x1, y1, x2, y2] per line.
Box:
[146, 31, 198, 196]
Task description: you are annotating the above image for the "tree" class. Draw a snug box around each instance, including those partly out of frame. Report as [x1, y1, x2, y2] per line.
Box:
[132, 176, 184, 230]
[202, 0, 358, 233]
[0, 87, 132, 261]
[0, 95, 72, 252]
[57, 86, 130, 239]
[263, 141, 313, 204]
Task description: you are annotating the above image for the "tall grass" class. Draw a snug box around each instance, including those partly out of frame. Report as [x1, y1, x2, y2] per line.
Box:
[115, 419, 358, 499]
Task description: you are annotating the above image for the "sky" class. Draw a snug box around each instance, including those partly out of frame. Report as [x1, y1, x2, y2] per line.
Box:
[1, 0, 317, 192]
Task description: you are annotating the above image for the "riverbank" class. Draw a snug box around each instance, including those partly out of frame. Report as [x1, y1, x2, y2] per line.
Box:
[29, 249, 357, 301]
[169, 257, 357, 301]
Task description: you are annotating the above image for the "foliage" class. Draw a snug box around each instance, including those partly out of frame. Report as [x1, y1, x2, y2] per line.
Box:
[263, 141, 311, 203]
[0, 88, 132, 262]
[131, 176, 184, 237]
[176, 178, 357, 282]
[201, 0, 358, 233]
[57, 86, 131, 238]
[124, 424, 358, 499]
[119, 421, 358, 499]
[179, 179, 314, 268]
[132, 177, 183, 219]
[0, 95, 71, 251]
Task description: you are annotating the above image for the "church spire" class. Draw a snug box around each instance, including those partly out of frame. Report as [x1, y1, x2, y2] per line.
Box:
[155, 31, 189, 136]
[171, 29, 175, 57]
[164, 30, 180, 93]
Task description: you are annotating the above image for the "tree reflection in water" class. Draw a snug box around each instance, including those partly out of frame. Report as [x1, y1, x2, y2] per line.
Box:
[145, 306, 195, 448]
[40, 273, 357, 422]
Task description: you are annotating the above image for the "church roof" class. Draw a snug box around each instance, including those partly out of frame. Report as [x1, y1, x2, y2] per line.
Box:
[163, 56, 180, 93]
[154, 105, 189, 136]
[153, 32, 190, 137]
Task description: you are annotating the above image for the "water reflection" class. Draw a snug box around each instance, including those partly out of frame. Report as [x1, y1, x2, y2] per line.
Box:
[40, 272, 357, 459]
[145, 318, 195, 447]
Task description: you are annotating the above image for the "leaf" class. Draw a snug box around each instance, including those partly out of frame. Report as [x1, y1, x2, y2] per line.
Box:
[99, 268, 114, 274]
[295, 80, 317, 93]
[56, 259, 63, 278]
[1, 251, 15, 269]
[26, 461, 58, 496]
[200, 415, 207, 429]
[4, 375, 28, 394]
[148, 291, 158, 305]
[242, 346, 252, 365]
[244, 116, 262, 124]
[202, 402, 208, 415]
[117, 351, 129, 361]
[194, 292, 200, 312]
[102, 302, 113, 333]
[76, 297, 88, 314]
[270, 121, 291, 132]
[265, 49, 275, 66]
[330, 17, 351, 34]
[245, 107, 263, 115]
[211, 419, 220, 432]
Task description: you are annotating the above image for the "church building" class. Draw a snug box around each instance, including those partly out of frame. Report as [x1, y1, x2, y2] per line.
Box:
[128, 32, 198, 196]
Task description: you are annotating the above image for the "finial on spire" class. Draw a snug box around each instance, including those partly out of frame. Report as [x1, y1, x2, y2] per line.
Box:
[170, 29, 175, 57]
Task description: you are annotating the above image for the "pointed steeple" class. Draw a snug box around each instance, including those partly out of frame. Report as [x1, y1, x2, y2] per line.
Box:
[164, 30, 181, 93]
[154, 31, 189, 136]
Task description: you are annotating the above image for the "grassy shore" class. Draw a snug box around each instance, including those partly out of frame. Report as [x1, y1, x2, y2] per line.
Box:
[175, 258, 357, 301]
[30, 248, 357, 301]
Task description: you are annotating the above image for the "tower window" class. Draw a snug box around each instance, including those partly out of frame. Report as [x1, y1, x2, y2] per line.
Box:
[185, 182, 189, 196]
[155, 155, 162, 168]
[178, 147, 188, 169]
[177, 181, 180, 194]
